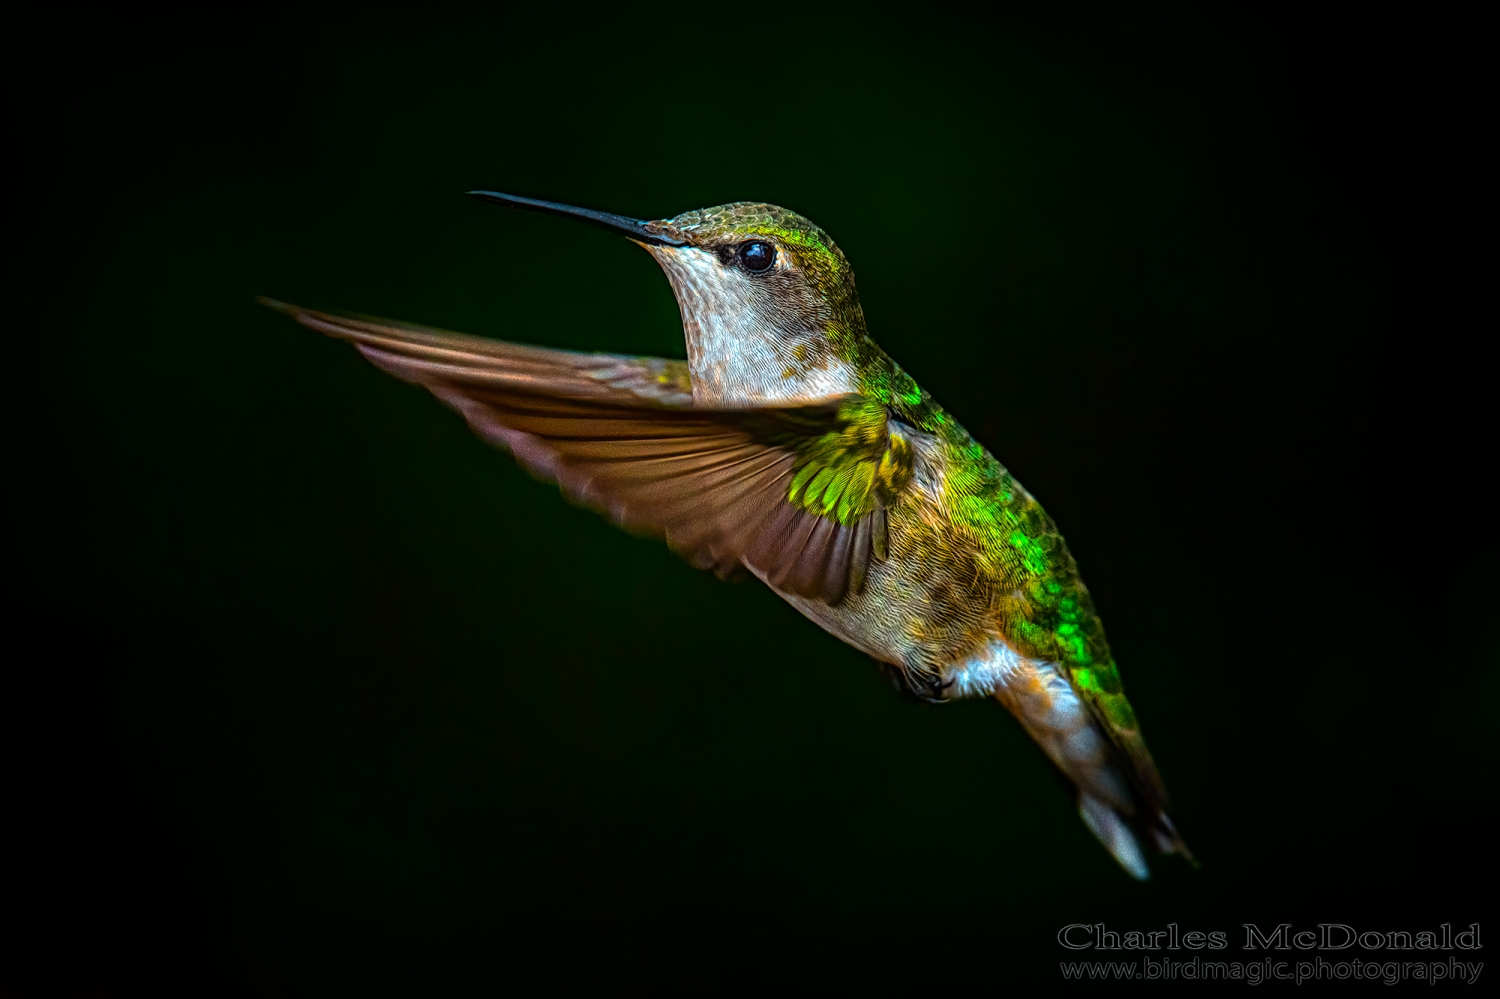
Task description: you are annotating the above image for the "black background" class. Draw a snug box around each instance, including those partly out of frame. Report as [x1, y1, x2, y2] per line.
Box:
[4, 6, 1490, 994]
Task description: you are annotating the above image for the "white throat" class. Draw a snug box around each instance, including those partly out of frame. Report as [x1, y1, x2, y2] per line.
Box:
[650, 246, 857, 407]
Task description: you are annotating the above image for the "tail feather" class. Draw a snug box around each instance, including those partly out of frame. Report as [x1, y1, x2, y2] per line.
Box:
[1079, 793, 1150, 880]
[976, 646, 1192, 878]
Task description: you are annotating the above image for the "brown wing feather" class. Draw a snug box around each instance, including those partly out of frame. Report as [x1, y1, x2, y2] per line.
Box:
[268, 299, 886, 604]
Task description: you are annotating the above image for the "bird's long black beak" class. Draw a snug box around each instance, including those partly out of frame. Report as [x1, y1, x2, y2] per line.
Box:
[467, 191, 687, 247]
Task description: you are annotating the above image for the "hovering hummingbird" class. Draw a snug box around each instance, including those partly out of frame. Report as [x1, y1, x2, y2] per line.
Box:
[265, 191, 1192, 878]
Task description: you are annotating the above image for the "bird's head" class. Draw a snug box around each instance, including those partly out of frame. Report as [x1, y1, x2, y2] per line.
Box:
[470, 192, 871, 405]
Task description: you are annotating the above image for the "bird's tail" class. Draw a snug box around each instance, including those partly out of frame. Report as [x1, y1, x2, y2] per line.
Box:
[1076, 790, 1191, 881]
[990, 656, 1191, 879]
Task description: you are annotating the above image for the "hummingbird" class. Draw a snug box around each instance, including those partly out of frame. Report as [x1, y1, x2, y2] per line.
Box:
[265, 191, 1192, 879]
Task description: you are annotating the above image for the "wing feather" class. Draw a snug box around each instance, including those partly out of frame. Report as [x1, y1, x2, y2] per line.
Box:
[269, 299, 895, 604]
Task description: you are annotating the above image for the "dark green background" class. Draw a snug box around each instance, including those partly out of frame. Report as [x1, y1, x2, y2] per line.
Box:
[6, 7, 1489, 992]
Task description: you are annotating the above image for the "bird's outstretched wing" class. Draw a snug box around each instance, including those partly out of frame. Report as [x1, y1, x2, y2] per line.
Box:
[266, 299, 906, 604]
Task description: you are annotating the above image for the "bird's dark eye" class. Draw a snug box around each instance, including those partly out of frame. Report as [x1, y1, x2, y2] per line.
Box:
[738, 241, 776, 273]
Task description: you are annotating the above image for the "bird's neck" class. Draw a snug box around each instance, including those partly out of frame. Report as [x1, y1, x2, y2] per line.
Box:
[682, 306, 862, 407]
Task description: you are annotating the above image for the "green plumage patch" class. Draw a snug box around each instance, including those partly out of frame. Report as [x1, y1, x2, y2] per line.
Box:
[784, 398, 908, 526]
